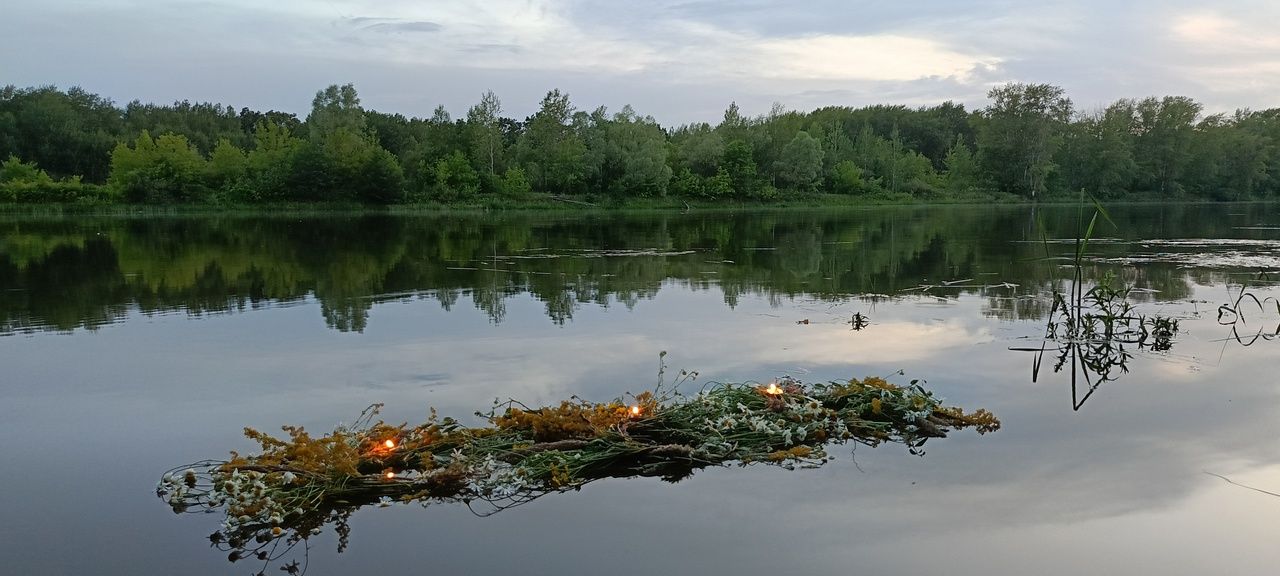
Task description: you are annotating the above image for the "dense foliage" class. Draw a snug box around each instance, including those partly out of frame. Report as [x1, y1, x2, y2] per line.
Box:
[3, 82, 1280, 204]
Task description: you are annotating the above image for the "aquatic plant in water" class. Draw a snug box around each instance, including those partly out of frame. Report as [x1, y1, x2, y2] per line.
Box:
[1016, 194, 1183, 409]
[157, 375, 998, 571]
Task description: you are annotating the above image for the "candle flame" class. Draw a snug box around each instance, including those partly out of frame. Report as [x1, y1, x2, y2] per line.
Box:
[384, 439, 396, 449]
[765, 382, 782, 395]
[629, 405, 641, 417]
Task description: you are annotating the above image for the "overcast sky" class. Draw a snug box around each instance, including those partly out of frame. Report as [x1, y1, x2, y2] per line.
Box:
[3, 0, 1280, 124]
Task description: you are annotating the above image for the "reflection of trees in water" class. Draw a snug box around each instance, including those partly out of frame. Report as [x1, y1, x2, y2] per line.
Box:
[3, 204, 1264, 333]
[984, 295, 1054, 321]
[321, 299, 370, 332]
[0, 236, 129, 332]
[471, 283, 510, 325]
[776, 228, 823, 278]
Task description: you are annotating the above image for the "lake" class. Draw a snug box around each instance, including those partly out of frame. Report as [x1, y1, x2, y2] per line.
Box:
[3, 204, 1280, 575]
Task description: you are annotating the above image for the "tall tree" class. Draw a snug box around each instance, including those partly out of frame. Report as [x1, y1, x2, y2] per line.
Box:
[244, 119, 304, 201]
[672, 123, 724, 177]
[295, 84, 403, 203]
[1132, 96, 1201, 196]
[774, 131, 824, 191]
[0, 85, 122, 182]
[516, 89, 585, 193]
[466, 90, 504, 176]
[721, 140, 760, 197]
[1057, 101, 1138, 198]
[942, 136, 980, 192]
[1185, 112, 1269, 200]
[976, 83, 1073, 198]
[306, 84, 366, 142]
[608, 106, 672, 197]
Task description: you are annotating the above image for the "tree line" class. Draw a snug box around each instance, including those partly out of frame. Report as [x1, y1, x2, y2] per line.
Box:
[2, 82, 1279, 205]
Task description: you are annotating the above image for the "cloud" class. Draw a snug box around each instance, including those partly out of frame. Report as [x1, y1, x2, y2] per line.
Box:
[1171, 12, 1237, 43]
[314, 1, 1003, 90]
[5, 0, 1280, 127]
[459, 43, 522, 54]
[361, 20, 443, 34]
[749, 33, 999, 82]
[1166, 11, 1280, 95]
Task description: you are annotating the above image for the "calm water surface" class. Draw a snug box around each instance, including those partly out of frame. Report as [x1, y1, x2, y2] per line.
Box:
[3, 204, 1280, 575]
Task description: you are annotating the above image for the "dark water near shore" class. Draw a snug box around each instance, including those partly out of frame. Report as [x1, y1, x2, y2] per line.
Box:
[3, 204, 1280, 575]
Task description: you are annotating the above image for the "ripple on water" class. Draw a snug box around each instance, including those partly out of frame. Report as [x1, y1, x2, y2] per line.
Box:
[1090, 238, 1280, 270]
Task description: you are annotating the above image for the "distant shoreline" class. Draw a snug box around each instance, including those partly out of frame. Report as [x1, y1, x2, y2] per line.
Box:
[5, 83, 1278, 208]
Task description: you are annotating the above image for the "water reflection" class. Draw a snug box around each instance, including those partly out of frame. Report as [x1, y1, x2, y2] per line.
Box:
[5, 252, 1280, 576]
[1013, 269, 1185, 410]
[1217, 286, 1280, 346]
[4, 204, 1276, 335]
[1014, 277, 1280, 412]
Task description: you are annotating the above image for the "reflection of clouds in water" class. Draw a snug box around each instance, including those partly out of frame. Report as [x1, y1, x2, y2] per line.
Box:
[307, 294, 996, 412]
[225, 290, 1280, 542]
[586, 315, 1280, 575]
[935, 318, 1280, 522]
[6, 283, 1280, 575]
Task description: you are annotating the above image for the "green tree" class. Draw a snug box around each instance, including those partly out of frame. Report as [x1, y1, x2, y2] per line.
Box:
[706, 167, 734, 199]
[516, 89, 586, 193]
[976, 83, 1073, 198]
[0, 155, 55, 202]
[674, 124, 723, 177]
[354, 147, 406, 204]
[774, 131, 824, 191]
[244, 120, 303, 202]
[123, 99, 247, 155]
[0, 155, 48, 183]
[294, 84, 404, 203]
[432, 150, 480, 201]
[669, 168, 704, 198]
[1132, 96, 1201, 196]
[466, 90, 504, 176]
[208, 138, 247, 189]
[0, 85, 122, 182]
[580, 106, 672, 198]
[722, 140, 760, 198]
[942, 136, 980, 192]
[1185, 113, 1269, 200]
[306, 84, 366, 142]
[498, 166, 532, 198]
[365, 111, 418, 159]
[830, 160, 869, 195]
[108, 131, 210, 203]
[1057, 101, 1138, 199]
[1235, 109, 1280, 198]
[717, 101, 749, 143]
